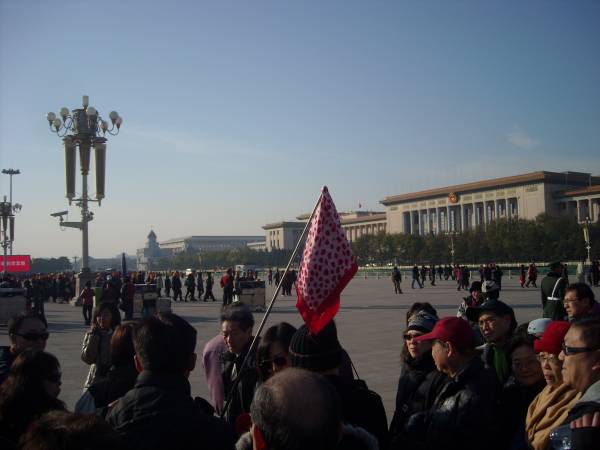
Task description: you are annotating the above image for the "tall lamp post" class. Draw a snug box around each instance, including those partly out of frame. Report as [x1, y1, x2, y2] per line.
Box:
[449, 232, 456, 266]
[583, 216, 592, 263]
[2, 169, 21, 255]
[45, 95, 123, 292]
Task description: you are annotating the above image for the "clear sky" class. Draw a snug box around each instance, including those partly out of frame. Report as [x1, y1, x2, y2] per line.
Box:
[1, 1, 599, 258]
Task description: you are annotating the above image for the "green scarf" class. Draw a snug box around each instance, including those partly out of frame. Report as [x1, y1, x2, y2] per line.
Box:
[491, 343, 509, 383]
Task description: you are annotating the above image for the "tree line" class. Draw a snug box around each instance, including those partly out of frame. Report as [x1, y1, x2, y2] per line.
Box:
[351, 214, 599, 265]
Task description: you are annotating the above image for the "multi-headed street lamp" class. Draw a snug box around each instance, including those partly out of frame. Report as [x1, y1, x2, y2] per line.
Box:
[1, 168, 21, 257]
[46, 95, 123, 288]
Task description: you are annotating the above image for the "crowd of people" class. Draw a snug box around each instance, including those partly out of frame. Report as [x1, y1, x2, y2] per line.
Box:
[0, 261, 599, 449]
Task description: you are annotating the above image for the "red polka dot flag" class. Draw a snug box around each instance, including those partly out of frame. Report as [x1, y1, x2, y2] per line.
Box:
[296, 186, 358, 334]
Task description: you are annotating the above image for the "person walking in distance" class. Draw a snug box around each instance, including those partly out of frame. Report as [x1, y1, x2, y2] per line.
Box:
[412, 265, 423, 289]
[171, 272, 183, 302]
[164, 273, 171, 298]
[203, 272, 216, 301]
[392, 266, 403, 294]
[79, 281, 94, 326]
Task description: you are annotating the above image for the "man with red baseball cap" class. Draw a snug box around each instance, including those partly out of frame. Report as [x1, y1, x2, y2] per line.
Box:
[405, 317, 501, 450]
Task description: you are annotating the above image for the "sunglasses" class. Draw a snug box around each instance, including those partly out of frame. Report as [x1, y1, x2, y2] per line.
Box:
[15, 331, 50, 342]
[403, 334, 423, 341]
[561, 342, 600, 356]
[46, 372, 62, 384]
[260, 354, 288, 368]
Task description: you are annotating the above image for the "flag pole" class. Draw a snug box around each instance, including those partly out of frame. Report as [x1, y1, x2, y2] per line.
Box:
[220, 189, 324, 419]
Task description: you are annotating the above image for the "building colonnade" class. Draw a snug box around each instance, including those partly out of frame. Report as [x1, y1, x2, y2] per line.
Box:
[344, 223, 386, 242]
[402, 197, 520, 235]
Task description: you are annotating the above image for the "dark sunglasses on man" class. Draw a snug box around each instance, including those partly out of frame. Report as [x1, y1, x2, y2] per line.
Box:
[561, 342, 600, 356]
[14, 331, 50, 342]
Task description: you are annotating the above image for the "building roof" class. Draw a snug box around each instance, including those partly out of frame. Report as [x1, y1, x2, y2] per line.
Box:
[381, 171, 600, 205]
[296, 210, 384, 221]
[556, 184, 600, 198]
[160, 236, 264, 245]
[341, 213, 386, 225]
[147, 230, 157, 239]
[262, 221, 306, 230]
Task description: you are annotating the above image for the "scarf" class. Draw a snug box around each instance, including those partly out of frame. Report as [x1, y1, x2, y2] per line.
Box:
[525, 383, 581, 450]
[491, 343, 508, 383]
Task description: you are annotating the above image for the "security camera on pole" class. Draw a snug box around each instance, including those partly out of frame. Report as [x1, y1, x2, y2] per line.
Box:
[46, 95, 123, 298]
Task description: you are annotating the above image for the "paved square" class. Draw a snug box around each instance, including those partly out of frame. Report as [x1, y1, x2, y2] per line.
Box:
[2, 276, 597, 421]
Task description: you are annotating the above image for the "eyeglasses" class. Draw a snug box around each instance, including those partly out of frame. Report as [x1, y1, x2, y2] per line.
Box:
[512, 358, 540, 371]
[561, 342, 600, 356]
[536, 354, 561, 365]
[403, 334, 424, 341]
[14, 331, 50, 341]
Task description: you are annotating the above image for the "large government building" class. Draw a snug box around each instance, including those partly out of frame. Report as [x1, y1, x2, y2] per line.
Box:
[263, 170, 600, 250]
[136, 231, 265, 269]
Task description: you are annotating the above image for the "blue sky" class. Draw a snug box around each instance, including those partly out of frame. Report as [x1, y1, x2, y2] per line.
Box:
[1, 1, 599, 258]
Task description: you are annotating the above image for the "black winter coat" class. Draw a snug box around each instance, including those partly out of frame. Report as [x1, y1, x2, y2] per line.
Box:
[498, 377, 545, 450]
[389, 354, 448, 450]
[325, 374, 390, 450]
[221, 341, 258, 426]
[88, 362, 139, 411]
[106, 371, 234, 450]
[406, 357, 501, 450]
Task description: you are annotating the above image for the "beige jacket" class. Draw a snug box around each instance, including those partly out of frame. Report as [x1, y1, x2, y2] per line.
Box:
[81, 329, 113, 388]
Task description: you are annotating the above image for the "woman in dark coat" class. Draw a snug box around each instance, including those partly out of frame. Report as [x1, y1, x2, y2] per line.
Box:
[389, 307, 447, 450]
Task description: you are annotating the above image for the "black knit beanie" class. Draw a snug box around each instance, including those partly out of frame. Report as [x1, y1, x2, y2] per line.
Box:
[289, 321, 342, 371]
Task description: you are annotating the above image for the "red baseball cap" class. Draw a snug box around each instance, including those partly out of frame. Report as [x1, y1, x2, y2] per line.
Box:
[413, 317, 475, 350]
[534, 321, 570, 355]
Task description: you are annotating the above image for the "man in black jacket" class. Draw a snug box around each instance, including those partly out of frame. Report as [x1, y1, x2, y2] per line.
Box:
[289, 321, 389, 450]
[106, 313, 234, 450]
[409, 317, 501, 450]
[220, 303, 258, 426]
[466, 299, 517, 384]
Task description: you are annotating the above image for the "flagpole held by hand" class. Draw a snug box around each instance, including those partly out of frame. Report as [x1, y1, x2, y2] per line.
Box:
[220, 187, 325, 420]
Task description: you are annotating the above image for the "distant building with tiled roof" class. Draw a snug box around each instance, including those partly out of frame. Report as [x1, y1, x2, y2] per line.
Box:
[262, 170, 600, 250]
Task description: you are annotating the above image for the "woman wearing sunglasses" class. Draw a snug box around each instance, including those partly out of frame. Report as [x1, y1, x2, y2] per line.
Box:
[389, 306, 448, 450]
[0, 312, 49, 386]
[256, 322, 297, 382]
[0, 349, 65, 445]
[525, 321, 581, 450]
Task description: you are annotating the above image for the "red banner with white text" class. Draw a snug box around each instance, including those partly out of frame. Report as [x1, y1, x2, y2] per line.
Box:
[0, 255, 31, 273]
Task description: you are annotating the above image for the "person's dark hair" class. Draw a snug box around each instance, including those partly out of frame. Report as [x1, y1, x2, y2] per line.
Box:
[507, 334, 536, 361]
[92, 302, 117, 330]
[565, 283, 596, 305]
[110, 322, 136, 366]
[0, 350, 65, 440]
[220, 303, 254, 331]
[406, 302, 437, 325]
[250, 368, 341, 450]
[19, 410, 123, 450]
[570, 317, 600, 348]
[257, 322, 297, 381]
[8, 312, 46, 337]
[133, 313, 197, 373]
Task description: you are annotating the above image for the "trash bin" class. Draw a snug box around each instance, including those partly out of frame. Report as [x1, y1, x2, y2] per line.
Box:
[0, 288, 27, 325]
[235, 280, 266, 312]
